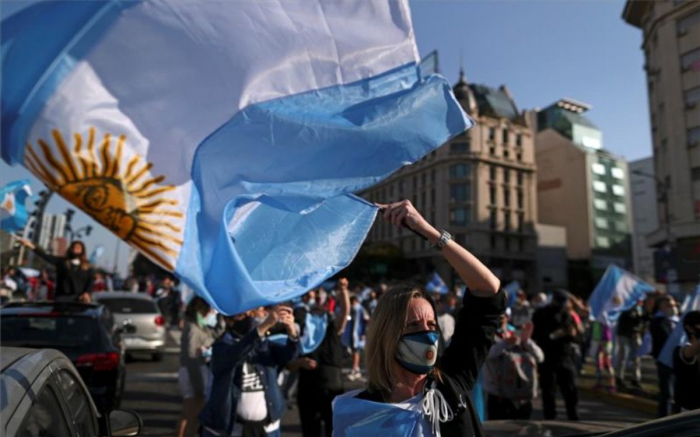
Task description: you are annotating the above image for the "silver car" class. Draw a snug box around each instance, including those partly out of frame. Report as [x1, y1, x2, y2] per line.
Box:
[92, 292, 167, 361]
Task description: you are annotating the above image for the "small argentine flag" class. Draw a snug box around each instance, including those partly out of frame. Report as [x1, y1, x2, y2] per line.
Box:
[426, 271, 449, 295]
[588, 265, 655, 326]
[0, 179, 32, 233]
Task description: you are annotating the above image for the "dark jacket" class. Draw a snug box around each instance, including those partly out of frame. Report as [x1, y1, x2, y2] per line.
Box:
[199, 328, 299, 435]
[356, 289, 506, 437]
[650, 315, 676, 360]
[34, 247, 94, 298]
[532, 304, 577, 365]
[616, 306, 647, 339]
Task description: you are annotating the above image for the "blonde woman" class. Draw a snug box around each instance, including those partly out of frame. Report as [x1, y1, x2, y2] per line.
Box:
[333, 200, 504, 437]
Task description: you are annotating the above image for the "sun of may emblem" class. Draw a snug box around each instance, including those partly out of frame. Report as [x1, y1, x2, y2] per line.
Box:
[24, 128, 183, 271]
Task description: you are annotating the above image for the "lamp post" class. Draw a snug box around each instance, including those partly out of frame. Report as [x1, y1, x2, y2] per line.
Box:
[631, 169, 676, 292]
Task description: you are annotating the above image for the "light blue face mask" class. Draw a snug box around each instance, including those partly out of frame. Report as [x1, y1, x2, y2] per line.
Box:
[205, 312, 218, 328]
[395, 330, 440, 375]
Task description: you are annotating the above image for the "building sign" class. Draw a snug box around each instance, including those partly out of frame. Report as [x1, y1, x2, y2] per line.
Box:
[538, 179, 562, 192]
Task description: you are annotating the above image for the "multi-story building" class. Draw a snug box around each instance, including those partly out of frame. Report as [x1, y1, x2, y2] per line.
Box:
[630, 157, 659, 283]
[38, 213, 66, 253]
[362, 71, 538, 289]
[623, 1, 700, 292]
[533, 99, 633, 295]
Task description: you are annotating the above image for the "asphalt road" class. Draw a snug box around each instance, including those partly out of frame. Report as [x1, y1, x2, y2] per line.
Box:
[121, 329, 654, 436]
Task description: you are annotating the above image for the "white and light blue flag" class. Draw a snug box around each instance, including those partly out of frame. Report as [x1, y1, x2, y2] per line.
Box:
[588, 265, 655, 325]
[426, 271, 449, 295]
[1, 1, 471, 314]
[0, 179, 32, 233]
[503, 280, 521, 308]
[89, 245, 105, 265]
[658, 283, 700, 368]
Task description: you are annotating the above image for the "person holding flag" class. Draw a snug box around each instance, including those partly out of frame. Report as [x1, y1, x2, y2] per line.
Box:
[332, 200, 504, 437]
[16, 237, 95, 303]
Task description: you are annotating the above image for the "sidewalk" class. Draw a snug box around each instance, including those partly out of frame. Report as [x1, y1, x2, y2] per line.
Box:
[577, 356, 659, 416]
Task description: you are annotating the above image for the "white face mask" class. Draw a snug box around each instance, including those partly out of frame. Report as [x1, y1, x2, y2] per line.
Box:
[70, 259, 81, 266]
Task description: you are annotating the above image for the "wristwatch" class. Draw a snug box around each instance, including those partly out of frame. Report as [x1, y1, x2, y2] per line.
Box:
[431, 230, 452, 251]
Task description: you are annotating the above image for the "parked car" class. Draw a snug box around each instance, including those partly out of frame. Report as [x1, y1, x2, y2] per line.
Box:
[92, 292, 167, 361]
[0, 301, 131, 412]
[0, 347, 141, 436]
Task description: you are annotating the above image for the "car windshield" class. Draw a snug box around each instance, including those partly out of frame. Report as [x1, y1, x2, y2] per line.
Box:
[1, 316, 99, 349]
[96, 298, 157, 314]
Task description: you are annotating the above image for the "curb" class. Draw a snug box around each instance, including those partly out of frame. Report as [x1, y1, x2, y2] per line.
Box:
[578, 384, 657, 416]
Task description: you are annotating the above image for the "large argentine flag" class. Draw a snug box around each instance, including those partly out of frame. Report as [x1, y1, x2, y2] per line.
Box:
[1, 1, 470, 315]
[588, 265, 655, 325]
[658, 283, 700, 368]
[0, 179, 32, 233]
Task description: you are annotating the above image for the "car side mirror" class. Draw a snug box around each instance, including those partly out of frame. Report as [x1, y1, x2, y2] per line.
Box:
[109, 409, 142, 436]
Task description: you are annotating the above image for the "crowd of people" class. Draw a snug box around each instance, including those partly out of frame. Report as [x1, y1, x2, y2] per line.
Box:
[2, 202, 699, 437]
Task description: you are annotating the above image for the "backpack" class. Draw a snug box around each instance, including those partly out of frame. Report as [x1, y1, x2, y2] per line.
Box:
[487, 345, 538, 401]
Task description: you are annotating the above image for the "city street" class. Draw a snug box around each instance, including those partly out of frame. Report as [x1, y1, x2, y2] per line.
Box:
[121, 330, 654, 436]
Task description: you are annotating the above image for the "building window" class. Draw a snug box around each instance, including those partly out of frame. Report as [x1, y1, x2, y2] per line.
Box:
[592, 163, 606, 175]
[504, 237, 511, 251]
[413, 176, 417, 191]
[517, 191, 524, 209]
[516, 134, 522, 147]
[449, 163, 472, 178]
[677, 10, 700, 35]
[611, 167, 624, 179]
[489, 127, 496, 141]
[450, 183, 471, 202]
[688, 127, 700, 147]
[490, 187, 496, 205]
[593, 181, 607, 193]
[399, 180, 405, 194]
[685, 86, 700, 107]
[421, 173, 427, 187]
[517, 152, 522, 162]
[504, 149, 510, 159]
[692, 167, 700, 181]
[504, 212, 511, 231]
[450, 207, 470, 226]
[681, 48, 700, 72]
[504, 169, 510, 184]
[518, 237, 524, 252]
[613, 202, 627, 214]
[490, 234, 496, 248]
[490, 210, 497, 230]
[389, 184, 394, 198]
[490, 166, 497, 181]
[431, 169, 436, 184]
[517, 212, 524, 232]
[431, 188, 436, 206]
[517, 172, 523, 186]
[615, 221, 628, 232]
[490, 146, 496, 156]
[595, 217, 608, 229]
[450, 142, 470, 154]
[503, 129, 509, 145]
[504, 188, 511, 206]
[421, 191, 426, 208]
[594, 199, 607, 210]
[612, 185, 625, 196]
[596, 236, 610, 248]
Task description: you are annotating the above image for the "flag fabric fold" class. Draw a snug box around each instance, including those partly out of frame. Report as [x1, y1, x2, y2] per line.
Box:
[588, 265, 655, 326]
[658, 283, 700, 368]
[0, 179, 32, 233]
[1, 0, 470, 315]
[426, 271, 449, 295]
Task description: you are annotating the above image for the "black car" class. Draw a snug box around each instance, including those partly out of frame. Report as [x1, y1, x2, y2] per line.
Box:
[0, 301, 131, 412]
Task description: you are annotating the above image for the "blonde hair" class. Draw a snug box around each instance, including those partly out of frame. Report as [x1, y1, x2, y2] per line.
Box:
[365, 284, 441, 395]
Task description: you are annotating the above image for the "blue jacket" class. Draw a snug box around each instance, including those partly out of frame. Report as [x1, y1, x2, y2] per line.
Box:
[199, 328, 299, 435]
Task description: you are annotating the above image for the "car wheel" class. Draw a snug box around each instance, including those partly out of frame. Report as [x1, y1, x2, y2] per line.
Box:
[152, 352, 163, 362]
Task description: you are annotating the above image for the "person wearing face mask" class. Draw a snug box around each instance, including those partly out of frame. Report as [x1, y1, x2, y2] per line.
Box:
[177, 296, 216, 437]
[199, 305, 299, 437]
[650, 295, 679, 416]
[342, 295, 370, 381]
[17, 237, 94, 302]
[614, 298, 648, 390]
[332, 200, 503, 437]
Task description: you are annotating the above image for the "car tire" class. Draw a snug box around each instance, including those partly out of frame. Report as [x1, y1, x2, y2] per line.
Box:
[152, 352, 163, 362]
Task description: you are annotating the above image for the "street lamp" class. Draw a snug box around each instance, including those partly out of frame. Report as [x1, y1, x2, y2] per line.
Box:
[631, 169, 676, 290]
